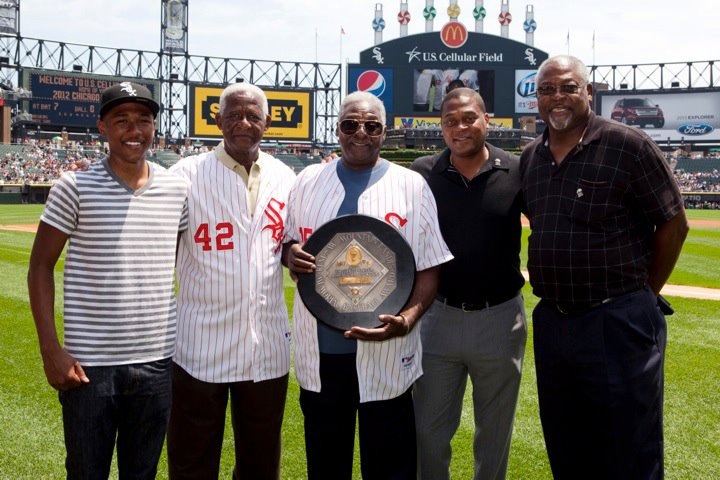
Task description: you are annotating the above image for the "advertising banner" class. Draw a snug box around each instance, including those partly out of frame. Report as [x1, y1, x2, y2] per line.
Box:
[189, 84, 313, 141]
[162, 0, 188, 54]
[393, 116, 442, 129]
[0, 0, 18, 35]
[515, 69, 538, 114]
[347, 67, 394, 114]
[598, 90, 720, 142]
[392, 116, 512, 129]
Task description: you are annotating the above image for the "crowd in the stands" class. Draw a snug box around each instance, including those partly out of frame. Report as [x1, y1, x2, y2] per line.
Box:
[0, 143, 104, 184]
[3, 142, 720, 195]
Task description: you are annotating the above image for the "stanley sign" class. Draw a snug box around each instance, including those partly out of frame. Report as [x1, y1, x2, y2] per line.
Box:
[190, 84, 313, 140]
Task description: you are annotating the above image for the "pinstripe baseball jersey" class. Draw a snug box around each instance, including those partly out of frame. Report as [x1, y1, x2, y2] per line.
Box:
[170, 149, 296, 383]
[286, 158, 453, 402]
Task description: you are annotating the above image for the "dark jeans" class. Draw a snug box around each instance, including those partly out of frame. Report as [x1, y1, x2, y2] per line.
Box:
[300, 352, 417, 480]
[167, 363, 289, 480]
[59, 357, 172, 480]
[533, 287, 666, 480]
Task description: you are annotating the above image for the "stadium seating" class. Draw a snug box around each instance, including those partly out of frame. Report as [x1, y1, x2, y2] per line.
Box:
[675, 157, 720, 173]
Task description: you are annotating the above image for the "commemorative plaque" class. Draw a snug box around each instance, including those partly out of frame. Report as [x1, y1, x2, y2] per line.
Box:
[297, 214, 416, 330]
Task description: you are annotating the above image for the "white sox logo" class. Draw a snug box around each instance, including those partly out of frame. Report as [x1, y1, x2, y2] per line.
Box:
[372, 46, 385, 64]
[262, 198, 286, 253]
[119, 81, 138, 96]
[524, 48, 537, 66]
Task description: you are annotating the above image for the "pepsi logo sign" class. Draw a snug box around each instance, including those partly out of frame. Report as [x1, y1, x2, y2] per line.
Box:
[677, 123, 714, 136]
[516, 71, 537, 98]
[356, 70, 386, 97]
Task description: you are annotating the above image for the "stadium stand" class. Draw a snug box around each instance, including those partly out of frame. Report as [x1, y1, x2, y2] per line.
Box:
[149, 150, 182, 168]
[675, 156, 720, 173]
[2, 143, 718, 207]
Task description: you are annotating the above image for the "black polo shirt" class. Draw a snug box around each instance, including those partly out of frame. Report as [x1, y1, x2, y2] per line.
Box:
[520, 112, 684, 304]
[411, 143, 525, 305]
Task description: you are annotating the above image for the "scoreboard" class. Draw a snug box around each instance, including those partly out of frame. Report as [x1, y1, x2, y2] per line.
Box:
[348, 28, 548, 128]
[21, 68, 160, 129]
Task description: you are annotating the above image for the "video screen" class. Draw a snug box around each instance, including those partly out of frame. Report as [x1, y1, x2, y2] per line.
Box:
[413, 68, 495, 113]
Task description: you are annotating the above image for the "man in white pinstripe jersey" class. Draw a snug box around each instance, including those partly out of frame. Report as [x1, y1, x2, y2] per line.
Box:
[284, 91, 453, 480]
[167, 83, 296, 479]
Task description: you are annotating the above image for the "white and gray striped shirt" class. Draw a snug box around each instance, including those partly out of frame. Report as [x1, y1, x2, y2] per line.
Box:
[40, 159, 188, 366]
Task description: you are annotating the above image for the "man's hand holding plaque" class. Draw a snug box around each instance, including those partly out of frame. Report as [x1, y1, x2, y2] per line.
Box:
[285, 214, 416, 340]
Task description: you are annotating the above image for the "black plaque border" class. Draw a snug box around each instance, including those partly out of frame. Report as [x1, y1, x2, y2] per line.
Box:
[297, 214, 416, 330]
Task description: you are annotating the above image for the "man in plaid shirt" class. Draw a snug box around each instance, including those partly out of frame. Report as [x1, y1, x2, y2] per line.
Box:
[520, 55, 688, 480]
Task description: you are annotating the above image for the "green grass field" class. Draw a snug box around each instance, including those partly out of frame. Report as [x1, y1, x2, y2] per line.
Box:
[1, 205, 718, 479]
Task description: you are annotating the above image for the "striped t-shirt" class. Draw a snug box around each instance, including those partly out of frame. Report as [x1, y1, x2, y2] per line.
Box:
[40, 158, 188, 366]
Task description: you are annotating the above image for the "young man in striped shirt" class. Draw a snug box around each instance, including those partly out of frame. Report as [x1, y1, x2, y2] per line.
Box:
[28, 82, 188, 479]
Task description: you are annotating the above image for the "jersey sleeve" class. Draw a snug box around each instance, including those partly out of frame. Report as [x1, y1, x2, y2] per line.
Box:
[415, 179, 453, 271]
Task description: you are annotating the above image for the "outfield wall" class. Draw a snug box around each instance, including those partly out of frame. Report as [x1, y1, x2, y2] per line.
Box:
[2, 184, 717, 209]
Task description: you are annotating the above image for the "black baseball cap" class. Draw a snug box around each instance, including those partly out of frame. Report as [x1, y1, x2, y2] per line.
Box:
[99, 81, 160, 118]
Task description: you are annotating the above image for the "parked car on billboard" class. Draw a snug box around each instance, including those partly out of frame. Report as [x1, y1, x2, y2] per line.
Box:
[610, 97, 665, 128]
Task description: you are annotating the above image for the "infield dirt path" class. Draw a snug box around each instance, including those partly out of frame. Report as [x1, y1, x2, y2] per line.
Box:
[3, 220, 719, 300]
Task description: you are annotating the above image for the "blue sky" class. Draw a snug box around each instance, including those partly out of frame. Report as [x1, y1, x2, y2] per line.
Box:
[18, 0, 720, 67]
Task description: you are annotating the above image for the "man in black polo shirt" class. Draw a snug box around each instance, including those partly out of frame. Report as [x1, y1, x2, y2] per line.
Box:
[520, 55, 688, 480]
[411, 88, 526, 480]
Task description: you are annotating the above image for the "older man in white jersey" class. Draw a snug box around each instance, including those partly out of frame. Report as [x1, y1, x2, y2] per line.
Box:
[167, 83, 296, 479]
[28, 82, 188, 479]
[284, 91, 453, 479]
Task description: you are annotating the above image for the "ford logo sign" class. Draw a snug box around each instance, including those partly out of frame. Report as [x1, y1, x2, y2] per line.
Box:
[516, 72, 537, 98]
[677, 123, 714, 136]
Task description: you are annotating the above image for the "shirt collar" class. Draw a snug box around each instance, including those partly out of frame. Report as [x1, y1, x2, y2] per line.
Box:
[215, 140, 264, 176]
[540, 111, 599, 150]
[433, 143, 510, 175]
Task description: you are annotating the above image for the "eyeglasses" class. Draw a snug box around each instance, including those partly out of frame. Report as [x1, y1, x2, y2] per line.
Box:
[536, 83, 586, 97]
[338, 119, 385, 136]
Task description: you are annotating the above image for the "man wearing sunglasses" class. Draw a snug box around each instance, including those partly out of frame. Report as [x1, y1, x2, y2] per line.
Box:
[283, 91, 453, 479]
[520, 55, 688, 479]
[410, 88, 527, 480]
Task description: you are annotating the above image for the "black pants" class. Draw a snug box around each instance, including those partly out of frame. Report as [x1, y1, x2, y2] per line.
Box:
[167, 363, 288, 480]
[533, 287, 665, 480]
[300, 352, 417, 480]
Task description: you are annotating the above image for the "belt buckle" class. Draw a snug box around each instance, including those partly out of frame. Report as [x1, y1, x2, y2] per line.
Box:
[461, 301, 489, 312]
[555, 303, 571, 315]
[555, 298, 611, 315]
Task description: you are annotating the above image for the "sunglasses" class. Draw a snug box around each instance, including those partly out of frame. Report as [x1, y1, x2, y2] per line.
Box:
[536, 83, 585, 97]
[338, 119, 385, 136]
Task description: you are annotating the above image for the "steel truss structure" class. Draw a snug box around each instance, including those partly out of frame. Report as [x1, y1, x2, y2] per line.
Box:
[0, 34, 342, 146]
[0, 34, 717, 145]
[590, 60, 719, 91]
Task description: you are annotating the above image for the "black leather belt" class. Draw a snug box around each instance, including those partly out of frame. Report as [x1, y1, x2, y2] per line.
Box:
[546, 288, 646, 316]
[436, 292, 516, 312]
[548, 297, 614, 315]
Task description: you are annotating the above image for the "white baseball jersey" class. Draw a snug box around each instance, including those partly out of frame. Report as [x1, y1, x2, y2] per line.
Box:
[170, 150, 296, 383]
[286, 159, 453, 402]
